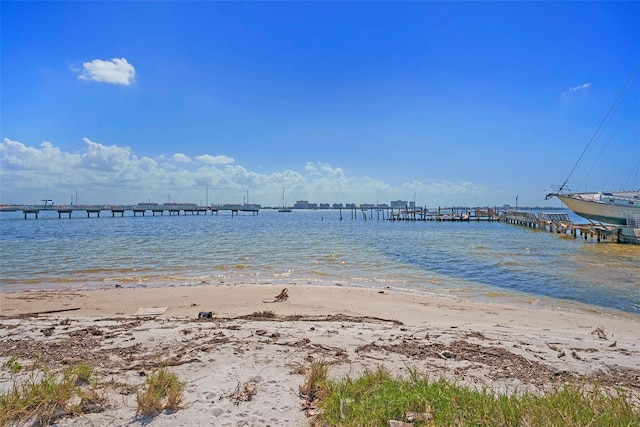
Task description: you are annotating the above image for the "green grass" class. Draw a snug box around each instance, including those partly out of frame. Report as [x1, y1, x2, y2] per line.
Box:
[0, 362, 105, 427]
[1, 358, 187, 426]
[136, 367, 185, 418]
[2, 356, 22, 375]
[310, 365, 639, 427]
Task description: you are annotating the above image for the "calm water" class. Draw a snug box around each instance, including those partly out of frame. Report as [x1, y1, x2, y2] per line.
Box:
[1, 209, 638, 314]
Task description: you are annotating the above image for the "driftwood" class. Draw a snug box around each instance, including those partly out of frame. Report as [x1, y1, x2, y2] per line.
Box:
[262, 288, 288, 303]
[9, 307, 82, 318]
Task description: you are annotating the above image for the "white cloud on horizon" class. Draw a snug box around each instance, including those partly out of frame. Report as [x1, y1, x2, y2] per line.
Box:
[0, 138, 491, 206]
[75, 58, 136, 85]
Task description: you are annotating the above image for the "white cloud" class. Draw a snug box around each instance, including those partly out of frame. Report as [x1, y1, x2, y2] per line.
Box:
[76, 58, 136, 85]
[304, 162, 320, 175]
[195, 154, 234, 165]
[172, 153, 191, 163]
[0, 138, 491, 206]
[81, 137, 133, 171]
[562, 82, 591, 96]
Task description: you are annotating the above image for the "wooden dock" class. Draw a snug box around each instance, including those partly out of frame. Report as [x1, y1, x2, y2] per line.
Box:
[344, 206, 502, 221]
[503, 210, 629, 243]
[18, 204, 259, 219]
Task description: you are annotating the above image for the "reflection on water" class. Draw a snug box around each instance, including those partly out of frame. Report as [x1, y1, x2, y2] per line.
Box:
[0, 209, 638, 314]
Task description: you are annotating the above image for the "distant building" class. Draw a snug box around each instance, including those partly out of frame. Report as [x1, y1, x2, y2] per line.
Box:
[319, 203, 330, 209]
[332, 203, 344, 209]
[390, 200, 408, 209]
[294, 200, 309, 209]
[390, 200, 416, 209]
[345, 203, 357, 209]
[137, 202, 159, 208]
[163, 202, 198, 207]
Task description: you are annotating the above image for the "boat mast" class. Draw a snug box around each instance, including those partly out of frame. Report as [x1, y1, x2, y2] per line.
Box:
[558, 65, 640, 193]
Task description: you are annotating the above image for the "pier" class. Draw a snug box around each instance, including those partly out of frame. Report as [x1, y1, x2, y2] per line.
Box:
[343, 206, 502, 221]
[503, 210, 639, 244]
[13, 204, 260, 219]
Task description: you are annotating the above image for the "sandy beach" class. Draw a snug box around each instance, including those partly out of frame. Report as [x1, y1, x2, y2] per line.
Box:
[1, 284, 639, 426]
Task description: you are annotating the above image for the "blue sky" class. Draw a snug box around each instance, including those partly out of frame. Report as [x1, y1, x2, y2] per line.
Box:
[1, 1, 639, 207]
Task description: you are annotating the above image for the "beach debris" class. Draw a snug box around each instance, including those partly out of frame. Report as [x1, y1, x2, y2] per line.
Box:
[406, 404, 432, 422]
[133, 307, 168, 317]
[274, 288, 289, 301]
[389, 420, 412, 427]
[591, 325, 608, 340]
[197, 311, 213, 319]
[262, 288, 289, 303]
[545, 342, 562, 352]
[609, 341, 617, 348]
[571, 350, 583, 361]
[225, 380, 257, 405]
[41, 326, 55, 336]
[339, 397, 353, 419]
[18, 307, 82, 317]
[437, 350, 455, 359]
[464, 331, 486, 340]
[85, 326, 103, 336]
[247, 310, 276, 319]
[545, 341, 568, 358]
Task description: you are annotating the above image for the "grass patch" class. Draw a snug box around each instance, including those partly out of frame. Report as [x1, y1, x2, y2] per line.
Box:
[136, 367, 185, 418]
[2, 356, 22, 375]
[300, 359, 329, 406]
[0, 361, 105, 427]
[310, 367, 640, 427]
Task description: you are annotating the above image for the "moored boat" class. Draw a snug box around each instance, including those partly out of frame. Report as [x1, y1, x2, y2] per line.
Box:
[549, 190, 640, 225]
[547, 66, 640, 227]
[278, 187, 292, 212]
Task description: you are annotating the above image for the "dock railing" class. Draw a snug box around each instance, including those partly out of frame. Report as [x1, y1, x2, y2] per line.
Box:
[503, 210, 539, 227]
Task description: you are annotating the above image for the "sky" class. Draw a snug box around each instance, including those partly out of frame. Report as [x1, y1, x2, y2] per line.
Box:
[1, 1, 639, 208]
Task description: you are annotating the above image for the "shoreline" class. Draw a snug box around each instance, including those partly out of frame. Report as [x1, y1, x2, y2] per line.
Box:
[2, 282, 639, 324]
[1, 284, 639, 426]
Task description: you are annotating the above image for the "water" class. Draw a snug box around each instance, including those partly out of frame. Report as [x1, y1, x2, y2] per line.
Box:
[1, 209, 638, 314]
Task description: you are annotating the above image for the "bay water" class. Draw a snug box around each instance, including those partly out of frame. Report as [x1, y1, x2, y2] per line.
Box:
[1, 209, 638, 315]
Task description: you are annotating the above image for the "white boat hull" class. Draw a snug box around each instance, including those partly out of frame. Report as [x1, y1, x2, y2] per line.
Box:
[555, 192, 640, 225]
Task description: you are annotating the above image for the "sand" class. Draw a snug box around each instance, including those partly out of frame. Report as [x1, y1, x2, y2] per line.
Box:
[1, 284, 639, 426]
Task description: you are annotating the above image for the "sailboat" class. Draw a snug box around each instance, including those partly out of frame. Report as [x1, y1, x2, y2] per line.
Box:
[278, 188, 292, 212]
[546, 67, 640, 227]
[548, 190, 639, 226]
